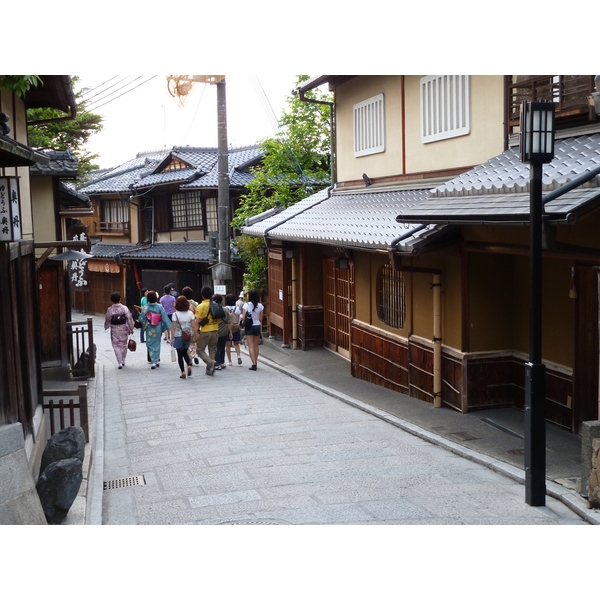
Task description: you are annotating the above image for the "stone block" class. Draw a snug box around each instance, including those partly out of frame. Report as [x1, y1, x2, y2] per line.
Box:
[36, 457, 83, 524]
[588, 438, 600, 509]
[579, 420, 600, 497]
[40, 426, 86, 475]
[0, 424, 46, 525]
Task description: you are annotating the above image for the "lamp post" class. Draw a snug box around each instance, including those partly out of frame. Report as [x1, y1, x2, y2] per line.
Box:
[519, 100, 555, 506]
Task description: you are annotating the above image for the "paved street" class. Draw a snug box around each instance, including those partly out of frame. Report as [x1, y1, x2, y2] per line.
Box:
[86, 314, 588, 526]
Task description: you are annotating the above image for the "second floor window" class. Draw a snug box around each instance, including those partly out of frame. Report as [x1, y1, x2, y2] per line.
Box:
[172, 191, 202, 228]
[421, 75, 470, 143]
[101, 199, 129, 233]
[377, 262, 406, 329]
[354, 93, 386, 157]
[205, 197, 218, 232]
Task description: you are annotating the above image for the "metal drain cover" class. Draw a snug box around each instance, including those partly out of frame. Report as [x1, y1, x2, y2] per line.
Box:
[104, 475, 146, 490]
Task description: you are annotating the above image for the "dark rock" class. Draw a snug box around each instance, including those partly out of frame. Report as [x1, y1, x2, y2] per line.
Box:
[40, 426, 86, 475]
[35, 458, 83, 524]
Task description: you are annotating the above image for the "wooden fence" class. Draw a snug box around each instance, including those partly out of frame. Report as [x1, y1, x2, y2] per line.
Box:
[42, 384, 89, 442]
[67, 318, 95, 379]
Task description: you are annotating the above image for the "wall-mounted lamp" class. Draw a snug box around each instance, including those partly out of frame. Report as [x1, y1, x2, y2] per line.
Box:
[256, 246, 267, 257]
[335, 257, 349, 270]
[285, 249, 295, 259]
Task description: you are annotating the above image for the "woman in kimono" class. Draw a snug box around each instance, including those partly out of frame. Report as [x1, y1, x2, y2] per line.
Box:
[104, 292, 135, 369]
[139, 290, 172, 369]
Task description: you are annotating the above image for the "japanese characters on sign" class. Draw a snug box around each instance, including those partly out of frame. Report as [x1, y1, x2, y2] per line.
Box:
[0, 177, 21, 241]
[70, 232, 88, 288]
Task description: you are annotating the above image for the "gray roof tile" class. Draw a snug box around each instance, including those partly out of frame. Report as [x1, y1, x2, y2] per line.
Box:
[79, 145, 263, 195]
[397, 133, 600, 224]
[242, 187, 449, 251]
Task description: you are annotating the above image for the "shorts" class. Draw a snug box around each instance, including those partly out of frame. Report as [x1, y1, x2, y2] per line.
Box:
[245, 325, 261, 336]
[229, 329, 241, 343]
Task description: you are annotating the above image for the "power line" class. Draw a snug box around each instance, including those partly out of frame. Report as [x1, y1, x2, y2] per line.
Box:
[86, 76, 145, 110]
[87, 76, 158, 111]
[80, 76, 120, 99]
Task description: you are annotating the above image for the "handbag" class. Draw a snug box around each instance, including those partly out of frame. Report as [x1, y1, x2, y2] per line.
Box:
[181, 329, 191, 343]
[128, 337, 137, 352]
[243, 304, 254, 329]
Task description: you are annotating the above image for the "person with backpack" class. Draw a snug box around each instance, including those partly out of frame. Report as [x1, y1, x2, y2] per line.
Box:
[225, 293, 243, 366]
[193, 286, 219, 376]
[212, 294, 232, 370]
[241, 289, 264, 371]
[139, 290, 172, 369]
[170, 295, 196, 379]
[104, 292, 135, 369]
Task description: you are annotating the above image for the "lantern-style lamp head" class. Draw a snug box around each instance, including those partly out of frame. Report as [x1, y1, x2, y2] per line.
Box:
[519, 101, 555, 164]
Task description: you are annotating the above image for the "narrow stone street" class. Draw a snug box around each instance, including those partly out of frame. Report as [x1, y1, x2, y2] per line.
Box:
[87, 314, 587, 526]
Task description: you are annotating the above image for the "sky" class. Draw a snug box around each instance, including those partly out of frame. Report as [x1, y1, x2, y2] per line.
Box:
[76, 74, 302, 170]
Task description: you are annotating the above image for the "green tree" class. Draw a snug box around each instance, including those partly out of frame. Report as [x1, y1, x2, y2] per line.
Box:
[26, 76, 103, 179]
[0, 75, 42, 97]
[233, 75, 332, 292]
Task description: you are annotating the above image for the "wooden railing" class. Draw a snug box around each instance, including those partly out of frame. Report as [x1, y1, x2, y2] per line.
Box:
[42, 384, 89, 441]
[94, 221, 129, 235]
[507, 75, 596, 127]
[67, 318, 95, 379]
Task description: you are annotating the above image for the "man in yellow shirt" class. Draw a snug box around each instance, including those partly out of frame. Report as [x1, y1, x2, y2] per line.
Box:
[193, 286, 219, 375]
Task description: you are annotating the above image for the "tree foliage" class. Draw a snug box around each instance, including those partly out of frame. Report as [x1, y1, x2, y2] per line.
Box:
[26, 76, 103, 179]
[0, 75, 42, 97]
[233, 75, 332, 292]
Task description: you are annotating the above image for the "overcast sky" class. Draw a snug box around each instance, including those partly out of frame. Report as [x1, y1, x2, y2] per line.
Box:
[77, 74, 301, 170]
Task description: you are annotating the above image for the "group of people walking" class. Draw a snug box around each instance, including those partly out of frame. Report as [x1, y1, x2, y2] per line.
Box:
[104, 285, 264, 378]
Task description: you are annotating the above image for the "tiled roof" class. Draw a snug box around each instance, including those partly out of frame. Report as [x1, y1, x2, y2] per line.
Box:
[397, 134, 600, 224]
[242, 186, 450, 252]
[30, 149, 78, 177]
[91, 241, 213, 262]
[79, 145, 263, 195]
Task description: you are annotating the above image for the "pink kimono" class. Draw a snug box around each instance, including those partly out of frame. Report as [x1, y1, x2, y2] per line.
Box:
[104, 303, 135, 366]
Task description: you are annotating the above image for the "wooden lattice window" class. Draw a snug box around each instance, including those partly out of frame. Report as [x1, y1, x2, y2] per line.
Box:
[172, 191, 203, 229]
[205, 197, 218, 233]
[377, 263, 406, 329]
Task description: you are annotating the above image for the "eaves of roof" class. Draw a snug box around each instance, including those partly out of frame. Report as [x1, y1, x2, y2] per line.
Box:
[396, 133, 600, 225]
[30, 149, 78, 178]
[90, 241, 212, 262]
[242, 186, 450, 253]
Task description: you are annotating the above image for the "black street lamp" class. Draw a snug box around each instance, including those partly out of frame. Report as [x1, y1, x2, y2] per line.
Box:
[519, 100, 555, 506]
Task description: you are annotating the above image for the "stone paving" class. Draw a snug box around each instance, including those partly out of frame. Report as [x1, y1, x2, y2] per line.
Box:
[90, 315, 588, 526]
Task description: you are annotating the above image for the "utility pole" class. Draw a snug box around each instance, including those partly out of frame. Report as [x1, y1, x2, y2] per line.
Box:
[166, 75, 233, 293]
[213, 77, 233, 290]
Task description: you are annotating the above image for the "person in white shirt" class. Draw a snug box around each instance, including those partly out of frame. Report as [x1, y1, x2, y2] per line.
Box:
[241, 289, 264, 371]
[170, 295, 196, 379]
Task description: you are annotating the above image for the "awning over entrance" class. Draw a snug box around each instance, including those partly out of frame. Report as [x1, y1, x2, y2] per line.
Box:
[395, 133, 600, 225]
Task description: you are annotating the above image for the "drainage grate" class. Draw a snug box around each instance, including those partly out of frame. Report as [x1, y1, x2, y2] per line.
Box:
[103, 475, 146, 490]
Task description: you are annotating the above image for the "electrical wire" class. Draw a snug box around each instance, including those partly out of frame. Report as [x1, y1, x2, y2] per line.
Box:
[87, 76, 157, 111]
[86, 76, 145, 110]
[80, 76, 120, 100]
[182, 83, 208, 145]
